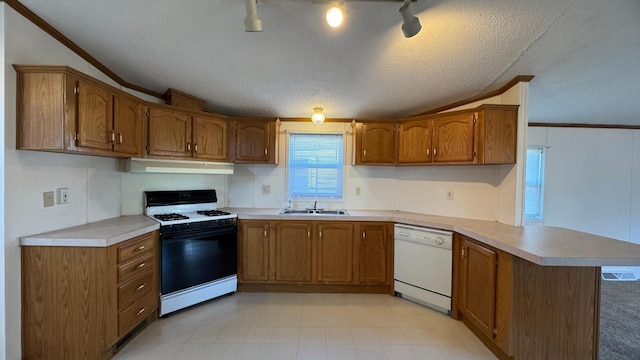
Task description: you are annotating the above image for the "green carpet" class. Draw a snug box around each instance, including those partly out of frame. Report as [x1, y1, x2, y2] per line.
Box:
[599, 279, 640, 359]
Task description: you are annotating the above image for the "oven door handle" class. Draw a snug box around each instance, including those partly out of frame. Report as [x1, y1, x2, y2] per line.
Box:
[161, 225, 237, 241]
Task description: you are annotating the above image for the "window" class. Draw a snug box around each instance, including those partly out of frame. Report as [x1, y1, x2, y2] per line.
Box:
[524, 147, 545, 220]
[288, 133, 343, 198]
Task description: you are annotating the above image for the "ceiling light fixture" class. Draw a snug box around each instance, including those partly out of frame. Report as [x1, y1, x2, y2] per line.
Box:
[399, 0, 421, 38]
[326, 5, 345, 28]
[311, 107, 325, 125]
[244, 0, 263, 32]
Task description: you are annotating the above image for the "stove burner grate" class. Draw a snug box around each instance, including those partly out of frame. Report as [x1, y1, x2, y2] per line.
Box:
[154, 213, 190, 221]
[197, 210, 231, 217]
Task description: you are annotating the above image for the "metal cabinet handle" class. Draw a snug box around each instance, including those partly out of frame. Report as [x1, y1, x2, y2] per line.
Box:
[187, 143, 191, 151]
[194, 144, 198, 153]
[136, 307, 146, 316]
[118, 133, 123, 144]
[264, 148, 268, 155]
[109, 131, 115, 143]
[136, 283, 146, 291]
[136, 262, 146, 269]
[136, 245, 146, 251]
[433, 148, 437, 155]
[427, 148, 430, 156]
[264, 229, 267, 237]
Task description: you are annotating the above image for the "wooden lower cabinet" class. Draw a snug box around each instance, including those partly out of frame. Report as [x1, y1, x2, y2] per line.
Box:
[237, 220, 392, 292]
[453, 233, 600, 360]
[274, 222, 313, 282]
[317, 222, 354, 283]
[21, 231, 159, 360]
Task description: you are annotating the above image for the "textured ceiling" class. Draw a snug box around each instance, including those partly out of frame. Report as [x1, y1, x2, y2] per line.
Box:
[15, 0, 640, 125]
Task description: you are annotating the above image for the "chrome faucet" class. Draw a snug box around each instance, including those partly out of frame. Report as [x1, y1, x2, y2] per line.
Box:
[313, 201, 318, 210]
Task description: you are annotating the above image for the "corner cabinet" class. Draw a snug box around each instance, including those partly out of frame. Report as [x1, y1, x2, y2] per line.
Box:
[21, 231, 159, 360]
[146, 106, 229, 161]
[237, 220, 392, 293]
[453, 233, 601, 360]
[15, 65, 143, 158]
[229, 118, 279, 164]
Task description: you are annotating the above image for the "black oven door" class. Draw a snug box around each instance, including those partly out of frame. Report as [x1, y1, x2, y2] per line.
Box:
[160, 224, 237, 295]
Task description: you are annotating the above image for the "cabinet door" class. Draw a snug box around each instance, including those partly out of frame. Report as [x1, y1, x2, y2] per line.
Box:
[359, 224, 389, 284]
[460, 239, 497, 339]
[147, 108, 192, 157]
[274, 222, 313, 282]
[235, 120, 275, 163]
[397, 119, 432, 163]
[239, 221, 271, 282]
[477, 108, 518, 164]
[316, 222, 354, 283]
[359, 123, 397, 164]
[76, 80, 113, 151]
[113, 95, 143, 156]
[193, 115, 228, 161]
[433, 114, 475, 163]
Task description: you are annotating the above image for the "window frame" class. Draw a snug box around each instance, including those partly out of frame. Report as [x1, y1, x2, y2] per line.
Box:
[286, 132, 346, 201]
[524, 146, 546, 221]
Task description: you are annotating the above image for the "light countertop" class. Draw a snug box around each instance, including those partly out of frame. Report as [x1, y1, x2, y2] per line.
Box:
[19, 215, 159, 247]
[226, 208, 640, 267]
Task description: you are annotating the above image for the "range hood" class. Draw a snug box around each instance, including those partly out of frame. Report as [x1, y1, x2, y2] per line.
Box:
[125, 158, 234, 175]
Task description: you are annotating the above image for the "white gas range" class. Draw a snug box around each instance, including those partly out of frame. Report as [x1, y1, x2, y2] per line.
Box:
[144, 190, 238, 316]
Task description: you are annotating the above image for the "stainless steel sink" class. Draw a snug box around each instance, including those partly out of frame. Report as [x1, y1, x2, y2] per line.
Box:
[280, 209, 349, 215]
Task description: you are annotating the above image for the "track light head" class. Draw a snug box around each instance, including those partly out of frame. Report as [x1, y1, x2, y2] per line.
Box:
[244, 0, 263, 32]
[399, 1, 421, 38]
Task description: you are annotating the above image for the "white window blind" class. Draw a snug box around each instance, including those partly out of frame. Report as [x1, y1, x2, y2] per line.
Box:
[288, 133, 343, 198]
[524, 147, 545, 220]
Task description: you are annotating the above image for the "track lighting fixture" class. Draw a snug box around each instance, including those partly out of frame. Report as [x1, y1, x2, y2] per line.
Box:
[244, 0, 421, 38]
[399, 0, 421, 38]
[311, 107, 325, 125]
[244, 0, 263, 32]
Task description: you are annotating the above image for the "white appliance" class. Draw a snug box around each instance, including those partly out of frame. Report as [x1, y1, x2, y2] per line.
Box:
[394, 224, 453, 314]
[145, 190, 238, 316]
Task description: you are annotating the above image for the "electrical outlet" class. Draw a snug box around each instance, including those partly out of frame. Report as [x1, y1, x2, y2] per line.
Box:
[57, 188, 69, 204]
[355, 187, 361, 196]
[43, 191, 54, 207]
[262, 184, 271, 194]
[447, 189, 454, 200]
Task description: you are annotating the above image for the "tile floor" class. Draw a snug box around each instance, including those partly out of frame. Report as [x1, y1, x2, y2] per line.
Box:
[113, 292, 496, 360]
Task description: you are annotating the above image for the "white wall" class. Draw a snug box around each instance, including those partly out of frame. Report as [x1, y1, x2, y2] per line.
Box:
[0, 5, 7, 358]
[528, 126, 640, 275]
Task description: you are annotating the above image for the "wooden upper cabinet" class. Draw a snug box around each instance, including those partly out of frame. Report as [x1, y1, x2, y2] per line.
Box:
[316, 222, 354, 283]
[353, 122, 397, 165]
[397, 119, 432, 163]
[433, 113, 475, 163]
[14, 65, 144, 158]
[231, 119, 278, 164]
[274, 222, 313, 282]
[113, 95, 143, 156]
[146, 108, 192, 158]
[193, 115, 228, 161]
[475, 105, 518, 164]
[76, 80, 113, 151]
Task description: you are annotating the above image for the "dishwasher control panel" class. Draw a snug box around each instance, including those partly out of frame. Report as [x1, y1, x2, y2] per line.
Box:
[394, 224, 453, 250]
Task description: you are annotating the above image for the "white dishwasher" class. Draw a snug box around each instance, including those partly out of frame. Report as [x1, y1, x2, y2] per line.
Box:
[394, 224, 453, 314]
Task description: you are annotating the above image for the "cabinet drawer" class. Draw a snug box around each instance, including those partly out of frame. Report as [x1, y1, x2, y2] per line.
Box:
[119, 292, 156, 336]
[118, 252, 153, 283]
[118, 269, 153, 310]
[118, 233, 153, 264]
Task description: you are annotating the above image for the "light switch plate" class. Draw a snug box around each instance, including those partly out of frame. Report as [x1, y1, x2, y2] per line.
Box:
[43, 191, 54, 207]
